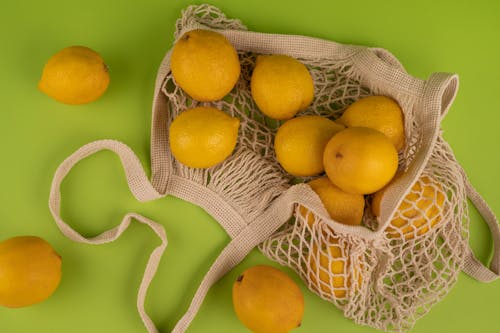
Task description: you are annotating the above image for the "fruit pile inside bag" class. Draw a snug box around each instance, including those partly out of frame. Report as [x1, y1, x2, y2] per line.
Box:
[165, 26, 467, 332]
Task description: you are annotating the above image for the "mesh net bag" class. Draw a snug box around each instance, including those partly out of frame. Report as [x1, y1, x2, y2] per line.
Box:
[48, 4, 500, 333]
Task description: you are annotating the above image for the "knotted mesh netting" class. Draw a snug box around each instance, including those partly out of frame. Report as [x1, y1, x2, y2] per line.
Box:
[159, 4, 469, 332]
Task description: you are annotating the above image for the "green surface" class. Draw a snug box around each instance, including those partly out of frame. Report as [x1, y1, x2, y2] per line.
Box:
[1, 0, 499, 332]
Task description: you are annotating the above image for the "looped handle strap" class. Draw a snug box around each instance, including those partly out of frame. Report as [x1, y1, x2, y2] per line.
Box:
[49, 139, 166, 333]
[48, 138, 304, 333]
[371, 72, 460, 228]
[462, 177, 500, 282]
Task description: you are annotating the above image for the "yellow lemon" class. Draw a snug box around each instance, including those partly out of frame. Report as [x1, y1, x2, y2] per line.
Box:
[300, 177, 365, 228]
[38, 46, 109, 105]
[274, 115, 344, 177]
[170, 29, 241, 101]
[169, 107, 240, 168]
[337, 95, 406, 151]
[323, 127, 398, 195]
[372, 175, 445, 240]
[251, 55, 314, 120]
[308, 241, 362, 299]
[233, 265, 304, 333]
[0, 236, 62, 308]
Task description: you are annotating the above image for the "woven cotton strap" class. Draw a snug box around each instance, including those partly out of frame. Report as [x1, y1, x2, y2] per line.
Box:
[48, 139, 305, 333]
[48, 140, 166, 333]
[462, 178, 500, 282]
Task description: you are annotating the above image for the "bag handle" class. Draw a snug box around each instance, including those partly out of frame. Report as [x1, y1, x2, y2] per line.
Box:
[461, 177, 500, 282]
[48, 139, 166, 333]
[49, 139, 304, 333]
[49, 138, 246, 333]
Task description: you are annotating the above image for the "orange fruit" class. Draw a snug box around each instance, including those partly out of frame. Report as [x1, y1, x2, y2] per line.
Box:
[300, 177, 365, 228]
[251, 55, 314, 120]
[170, 29, 240, 101]
[308, 241, 362, 299]
[169, 107, 240, 168]
[372, 175, 446, 239]
[274, 116, 344, 176]
[337, 95, 406, 151]
[0, 236, 62, 308]
[323, 127, 398, 195]
[233, 265, 304, 333]
[38, 46, 109, 105]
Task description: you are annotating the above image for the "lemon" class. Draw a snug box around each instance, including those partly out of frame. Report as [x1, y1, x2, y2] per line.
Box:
[251, 55, 314, 120]
[301, 177, 365, 227]
[169, 107, 240, 168]
[337, 95, 406, 151]
[0, 236, 62, 308]
[38, 46, 109, 105]
[274, 115, 344, 177]
[170, 29, 241, 102]
[308, 241, 362, 299]
[232, 265, 304, 333]
[323, 127, 398, 195]
[372, 175, 445, 239]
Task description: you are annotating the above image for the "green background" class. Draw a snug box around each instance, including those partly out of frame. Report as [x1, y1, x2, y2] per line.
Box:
[1, 0, 499, 332]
